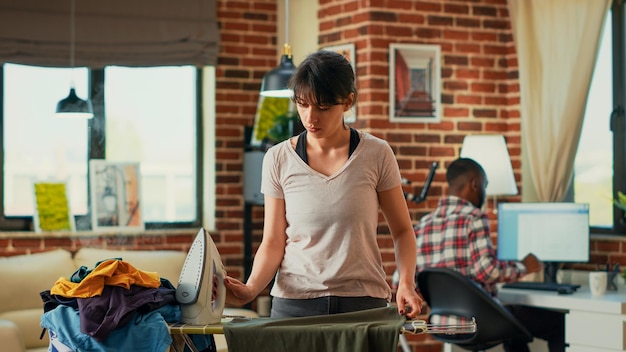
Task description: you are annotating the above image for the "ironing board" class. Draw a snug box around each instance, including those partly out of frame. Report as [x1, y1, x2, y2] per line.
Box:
[167, 314, 477, 352]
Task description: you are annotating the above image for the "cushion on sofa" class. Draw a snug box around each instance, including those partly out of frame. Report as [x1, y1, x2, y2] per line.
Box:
[0, 249, 75, 313]
[0, 308, 49, 349]
[73, 247, 187, 284]
[0, 319, 26, 352]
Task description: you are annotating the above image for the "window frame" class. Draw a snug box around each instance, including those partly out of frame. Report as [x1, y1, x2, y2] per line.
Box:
[568, 1, 626, 235]
[0, 66, 204, 231]
[606, 0, 626, 234]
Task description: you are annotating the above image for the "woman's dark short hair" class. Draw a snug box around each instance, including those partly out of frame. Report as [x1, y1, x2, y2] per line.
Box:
[288, 50, 357, 107]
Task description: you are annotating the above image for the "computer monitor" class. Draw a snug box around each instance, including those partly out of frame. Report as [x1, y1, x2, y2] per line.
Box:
[497, 202, 590, 283]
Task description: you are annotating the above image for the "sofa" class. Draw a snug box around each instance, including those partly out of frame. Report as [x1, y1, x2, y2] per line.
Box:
[0, 247, 257, 352]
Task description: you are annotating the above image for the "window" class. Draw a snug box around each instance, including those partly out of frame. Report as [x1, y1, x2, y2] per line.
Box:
[3, 64, 90, 218]
[104, 66, 198, 223]
[1, 64, 207, 231]
[574, 14, 613, 228]
[574, 1, 626, 234]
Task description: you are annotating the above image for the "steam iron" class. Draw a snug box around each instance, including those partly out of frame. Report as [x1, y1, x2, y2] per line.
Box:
[176, 228, 226, 324]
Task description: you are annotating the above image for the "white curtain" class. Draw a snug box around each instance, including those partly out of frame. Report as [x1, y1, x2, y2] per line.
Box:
[508, 0, 611, 202]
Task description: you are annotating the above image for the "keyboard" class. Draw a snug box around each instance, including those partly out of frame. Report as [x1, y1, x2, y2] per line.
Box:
[502, 281, 581, 293]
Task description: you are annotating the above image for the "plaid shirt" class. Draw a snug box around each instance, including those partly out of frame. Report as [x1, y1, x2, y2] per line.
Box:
[415, 195, 525, 296]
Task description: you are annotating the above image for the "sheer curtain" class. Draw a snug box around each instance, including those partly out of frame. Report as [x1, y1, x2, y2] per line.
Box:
[508, 0, 610, 202]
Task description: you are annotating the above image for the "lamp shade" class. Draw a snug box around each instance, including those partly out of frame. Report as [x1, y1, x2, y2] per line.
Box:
[460, 134, 518, 196]
[56, 88, 94, 119]
[260, 54, 296, 98]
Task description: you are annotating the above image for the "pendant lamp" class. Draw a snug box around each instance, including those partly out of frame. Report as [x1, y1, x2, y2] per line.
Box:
[260, 0, 296, 98]
[56, 0, 93, 119]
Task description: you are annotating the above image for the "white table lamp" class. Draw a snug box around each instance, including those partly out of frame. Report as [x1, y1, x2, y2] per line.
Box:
[460, 134, 518, 211]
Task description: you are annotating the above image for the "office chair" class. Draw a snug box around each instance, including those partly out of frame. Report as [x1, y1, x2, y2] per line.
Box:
[416, 267, 532, 351]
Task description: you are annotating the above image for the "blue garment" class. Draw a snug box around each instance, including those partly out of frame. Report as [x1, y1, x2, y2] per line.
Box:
[41, 304, 213, 352]
[41, 305, 173, 352]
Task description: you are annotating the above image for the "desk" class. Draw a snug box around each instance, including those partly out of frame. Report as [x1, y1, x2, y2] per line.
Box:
[499, 286, 626, 351]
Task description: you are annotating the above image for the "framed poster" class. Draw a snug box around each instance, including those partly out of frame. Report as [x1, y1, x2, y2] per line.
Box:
[389, 43, 441, 123]
[321, 43, 357, 123]
[249, 96, 296, 147]
[89, 160, 144, 232]
[33, 182, 75, 232]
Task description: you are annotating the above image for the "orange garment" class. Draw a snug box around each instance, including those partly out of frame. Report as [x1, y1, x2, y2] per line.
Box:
[50, 259, 161, 298]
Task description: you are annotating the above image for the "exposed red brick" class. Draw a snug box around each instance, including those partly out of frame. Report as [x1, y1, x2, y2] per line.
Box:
[430, 146, 456, 157]
[473, 5, 498, 17]
[484, 44, 508, 56]
[445, 55, 469, 66]
[485, 96, 508, 105]
[443, 29, 470, 41]
[484, 19, 510, 30]
[457, 43, 481, 54]
[473, 108, 498, 118]
[456, 68, 481, 79]
[398, 13, 427, 24]
[444, 80, 469, 91]
[386, 26, 414, 37]
[458, 95, 483, 104]
[445, 107, 470, 117]
[415, 1, 443, 12]
[485, 121, 509, 131]
[458, 121, 483, 131]
[471, 57, 496, 67]
[428, 15, 454, 26]
[456, 17, 480, 28]
[471, 82, 497, 93]
[416, 28, 443, 39]
[445, 3, 470, 14]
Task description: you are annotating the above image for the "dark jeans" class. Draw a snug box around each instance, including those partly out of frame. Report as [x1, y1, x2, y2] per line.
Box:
[503, 305, 565, 352]
[270, 296, 387, 318]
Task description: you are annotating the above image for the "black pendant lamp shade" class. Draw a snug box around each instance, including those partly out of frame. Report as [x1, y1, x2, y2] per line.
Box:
[56, 0, 93, 119]
[260, 44, 296, 98]
[56, 87, 94, 118]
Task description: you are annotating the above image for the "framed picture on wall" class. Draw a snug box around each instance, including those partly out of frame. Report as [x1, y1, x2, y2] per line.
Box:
[321, 43, 357, 123]
[249, 96, 297, 147]
[33, 182, 75, 233]
[389, 43, 441, 123]
[89, 160, 144, 232]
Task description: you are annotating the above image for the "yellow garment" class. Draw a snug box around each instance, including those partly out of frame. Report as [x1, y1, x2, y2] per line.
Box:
[50, 259, 161, 298]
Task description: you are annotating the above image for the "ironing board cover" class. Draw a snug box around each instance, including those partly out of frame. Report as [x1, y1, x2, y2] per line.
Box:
[222, 306, 404, 352]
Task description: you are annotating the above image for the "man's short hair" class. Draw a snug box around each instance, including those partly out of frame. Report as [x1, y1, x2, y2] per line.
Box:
[446, 158, 485, 189]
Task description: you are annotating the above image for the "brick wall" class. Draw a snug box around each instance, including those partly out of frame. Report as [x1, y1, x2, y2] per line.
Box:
[0, 229, 199, 256]
[213, 0, 281, 279]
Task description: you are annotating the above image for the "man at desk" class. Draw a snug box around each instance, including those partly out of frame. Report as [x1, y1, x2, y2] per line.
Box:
[415, 157, 565, 352]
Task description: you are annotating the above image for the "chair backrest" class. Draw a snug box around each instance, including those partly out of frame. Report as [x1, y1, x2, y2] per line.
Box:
[417, 267, 532, 350]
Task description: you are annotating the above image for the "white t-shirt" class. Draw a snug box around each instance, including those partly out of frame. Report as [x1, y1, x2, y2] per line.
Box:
[261, 130, 401, 301]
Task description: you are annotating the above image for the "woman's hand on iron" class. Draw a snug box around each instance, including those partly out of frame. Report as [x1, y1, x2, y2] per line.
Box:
[223, 276, 255, 306]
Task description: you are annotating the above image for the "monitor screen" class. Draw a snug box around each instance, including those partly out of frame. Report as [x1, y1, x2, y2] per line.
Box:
[497, 202, 590, 262]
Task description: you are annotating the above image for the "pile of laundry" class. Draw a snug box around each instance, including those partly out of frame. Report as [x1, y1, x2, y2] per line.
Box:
[39, 257, 213, 352]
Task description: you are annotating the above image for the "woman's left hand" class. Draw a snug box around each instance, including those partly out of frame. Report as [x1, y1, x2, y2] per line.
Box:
[395, 282, 424, 319]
